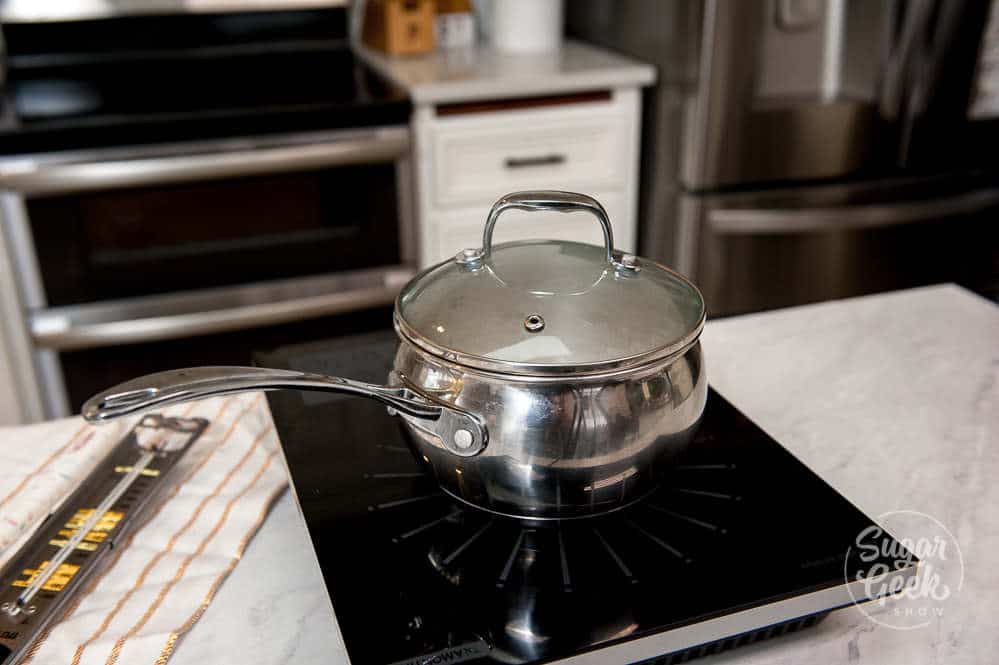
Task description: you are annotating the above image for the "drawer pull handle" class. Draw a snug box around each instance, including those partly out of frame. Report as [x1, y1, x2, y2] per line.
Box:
[503, 154, 567, 169]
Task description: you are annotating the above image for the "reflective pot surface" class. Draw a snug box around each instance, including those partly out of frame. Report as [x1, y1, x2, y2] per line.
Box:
[392, 339, 706, 520]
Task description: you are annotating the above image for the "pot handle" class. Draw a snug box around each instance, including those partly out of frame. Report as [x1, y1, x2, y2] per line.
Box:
[81, 366, 488, 456]
[468, 191, 635, 271]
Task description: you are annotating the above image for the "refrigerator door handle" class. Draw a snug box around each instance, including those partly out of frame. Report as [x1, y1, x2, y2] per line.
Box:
[879, 0, 935, 121]
[708, 187, 999, 235]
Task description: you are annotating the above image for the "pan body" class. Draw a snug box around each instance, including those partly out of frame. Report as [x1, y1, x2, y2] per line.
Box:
[391, 339, 707, 520]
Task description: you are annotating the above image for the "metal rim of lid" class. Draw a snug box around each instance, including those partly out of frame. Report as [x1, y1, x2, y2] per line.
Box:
[392, 253, 706, 378]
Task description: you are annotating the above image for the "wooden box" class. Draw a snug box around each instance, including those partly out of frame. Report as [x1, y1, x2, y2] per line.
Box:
[362, 0, 436, 55]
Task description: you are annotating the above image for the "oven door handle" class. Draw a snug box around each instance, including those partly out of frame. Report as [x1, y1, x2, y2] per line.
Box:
[29, 267, 414, 351]
[707, 187, 999, 234]
[0, 127, 410, 195]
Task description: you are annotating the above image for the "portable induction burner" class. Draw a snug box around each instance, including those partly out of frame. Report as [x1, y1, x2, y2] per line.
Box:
[256, 331, 916, 665]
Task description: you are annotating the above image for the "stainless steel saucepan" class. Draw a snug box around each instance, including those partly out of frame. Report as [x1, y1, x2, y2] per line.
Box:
[84, 191, 707, 520]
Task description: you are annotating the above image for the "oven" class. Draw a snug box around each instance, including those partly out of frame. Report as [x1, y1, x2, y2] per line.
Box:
[0, 126, 415, 418]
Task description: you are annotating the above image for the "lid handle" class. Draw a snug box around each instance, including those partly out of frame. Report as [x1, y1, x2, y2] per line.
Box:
[479, 191, 619, 265]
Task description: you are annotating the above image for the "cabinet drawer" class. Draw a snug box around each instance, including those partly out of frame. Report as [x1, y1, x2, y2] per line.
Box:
[428, 191, 633, 265]
[431, 109, 628, 208]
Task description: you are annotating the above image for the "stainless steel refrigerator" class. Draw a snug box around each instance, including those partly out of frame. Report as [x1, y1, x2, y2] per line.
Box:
[569, 0, 999, 315]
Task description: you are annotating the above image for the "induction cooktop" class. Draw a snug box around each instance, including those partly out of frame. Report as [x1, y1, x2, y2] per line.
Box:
[257, 331, 917, 665]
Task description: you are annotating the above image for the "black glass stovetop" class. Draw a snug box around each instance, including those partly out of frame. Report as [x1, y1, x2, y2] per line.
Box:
[0, 10, 410, 155]
[257, 331, 913, 665]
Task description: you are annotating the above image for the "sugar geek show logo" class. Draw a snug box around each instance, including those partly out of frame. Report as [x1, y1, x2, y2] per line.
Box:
[845, 510, 964, 630]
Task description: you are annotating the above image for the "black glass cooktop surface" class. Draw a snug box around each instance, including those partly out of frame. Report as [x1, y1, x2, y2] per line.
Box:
[257, 331, 914, 665]
[0, 11, 409, 154]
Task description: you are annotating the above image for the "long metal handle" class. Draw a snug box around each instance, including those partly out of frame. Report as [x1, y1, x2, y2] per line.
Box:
[82, 366, 487, 456]
[482, 191, 617, 263]
[708, 188, 999, 234]
[0, 128, 409, 195]
[32, 289, 395, 350]
[31, 266, 413, 351]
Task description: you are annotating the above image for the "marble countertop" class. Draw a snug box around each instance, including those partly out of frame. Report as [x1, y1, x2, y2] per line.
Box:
[173, 284, 999, 665]
[355, 39, 656, 105]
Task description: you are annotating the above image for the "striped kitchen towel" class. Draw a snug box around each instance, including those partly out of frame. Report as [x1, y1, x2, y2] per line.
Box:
[0, 416, 135, 566]
[0, 393, 288, 665]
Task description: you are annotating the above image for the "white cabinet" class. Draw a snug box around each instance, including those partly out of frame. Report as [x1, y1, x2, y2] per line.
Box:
[413, 88, 643, 266]
[430, 105, 629, 207]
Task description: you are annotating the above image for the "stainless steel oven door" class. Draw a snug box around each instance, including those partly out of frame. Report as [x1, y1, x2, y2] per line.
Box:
[0, 126, 414, 419]
[676, 174, 999, 317]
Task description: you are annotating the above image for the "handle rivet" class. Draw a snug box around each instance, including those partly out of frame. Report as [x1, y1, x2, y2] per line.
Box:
[453, 429, 474, 450]
[524, 314, 545, 332]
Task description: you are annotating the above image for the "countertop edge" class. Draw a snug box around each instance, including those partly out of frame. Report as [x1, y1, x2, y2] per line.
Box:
[355, 39, 657, 106]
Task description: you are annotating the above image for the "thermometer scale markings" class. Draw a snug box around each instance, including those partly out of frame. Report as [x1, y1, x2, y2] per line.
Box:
[6, 450, 156, 617]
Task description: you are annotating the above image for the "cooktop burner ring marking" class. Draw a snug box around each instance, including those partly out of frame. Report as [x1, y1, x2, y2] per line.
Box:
[368, 494, 442, 511]
[646, 504, 722, 533]
[393, 510, 457, 543]
[673, 463, 736, 471]
[625, 519, 688, 562]
[377, 444, 411, 454]
[669, 487, 739, 500]
[557, 529, 572, 592]
[496, 529, 528, 588]
[438, 485, 660, 522]
[593, 528, 637, 584]
[443, 520, 493, 565]
[365, 472, 426, 479]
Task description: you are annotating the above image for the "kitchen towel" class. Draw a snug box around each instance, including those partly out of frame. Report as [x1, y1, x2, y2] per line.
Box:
[0, 393, 288, 665]
[0, 416, 132, 567]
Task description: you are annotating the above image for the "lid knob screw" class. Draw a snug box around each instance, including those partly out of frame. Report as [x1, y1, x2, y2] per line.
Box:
[617, 254, 641, 272]
[455, 248, 484, 269]
[524, 314, 545, 332]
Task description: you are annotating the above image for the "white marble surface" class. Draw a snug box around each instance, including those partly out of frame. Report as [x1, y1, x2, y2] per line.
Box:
[172, 284, 998, 665]
[355, 39, 655, 104]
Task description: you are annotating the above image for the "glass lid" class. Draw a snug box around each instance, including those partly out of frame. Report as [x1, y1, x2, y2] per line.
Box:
[396, 192, 705, 374]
